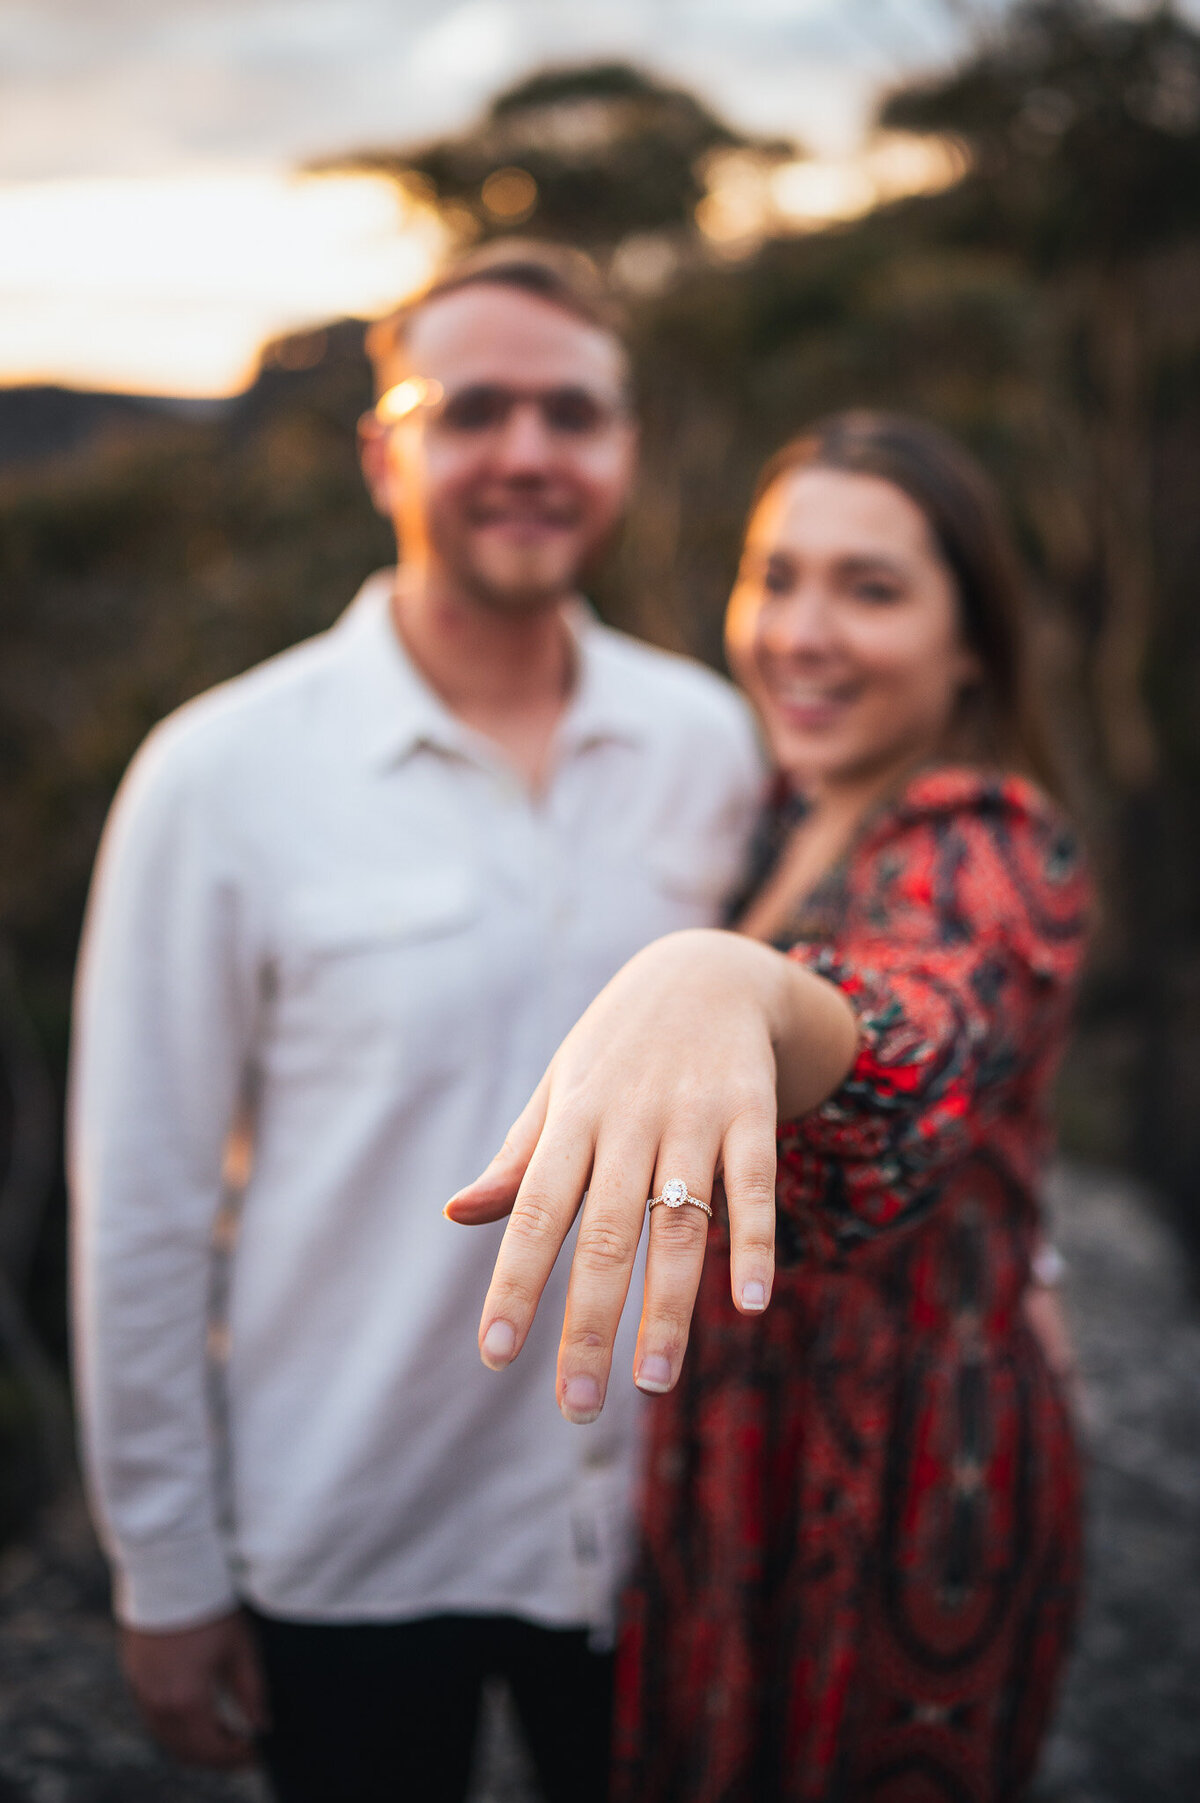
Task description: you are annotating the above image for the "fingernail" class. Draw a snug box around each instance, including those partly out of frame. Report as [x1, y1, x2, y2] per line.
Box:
[741, 1280, 767, 1311]
[636, 1354, 672, 1394]
[481, 1320, 516, 1367]
[562, 1375, 601, 1421]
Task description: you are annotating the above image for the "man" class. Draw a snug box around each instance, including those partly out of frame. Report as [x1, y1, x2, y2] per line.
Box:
[70, 243, 763, 1803]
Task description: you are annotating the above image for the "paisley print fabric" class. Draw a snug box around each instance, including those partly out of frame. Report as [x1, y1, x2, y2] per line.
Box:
[613, 768, 1088, 1803]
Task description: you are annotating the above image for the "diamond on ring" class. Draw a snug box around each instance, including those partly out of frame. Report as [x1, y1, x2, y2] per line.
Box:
[648, 1179, 713, 1219]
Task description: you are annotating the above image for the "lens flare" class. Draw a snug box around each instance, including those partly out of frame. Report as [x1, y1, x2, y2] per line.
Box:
[376, 376, 443, 423]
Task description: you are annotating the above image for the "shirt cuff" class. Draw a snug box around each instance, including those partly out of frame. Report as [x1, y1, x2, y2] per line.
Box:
[108, 1528, 239, 1631]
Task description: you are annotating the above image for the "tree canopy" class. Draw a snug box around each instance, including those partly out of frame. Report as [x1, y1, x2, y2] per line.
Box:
[334, 59, 792, 258]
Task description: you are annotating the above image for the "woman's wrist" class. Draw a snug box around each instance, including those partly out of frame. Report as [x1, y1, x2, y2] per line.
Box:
[766, 955, 860, 1119]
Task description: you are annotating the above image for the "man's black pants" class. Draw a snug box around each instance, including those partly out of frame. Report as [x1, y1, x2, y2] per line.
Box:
[248, 1609, 614, 1803]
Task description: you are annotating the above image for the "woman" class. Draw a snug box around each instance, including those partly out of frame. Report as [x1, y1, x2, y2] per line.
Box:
[447, 412, 1088, 1801]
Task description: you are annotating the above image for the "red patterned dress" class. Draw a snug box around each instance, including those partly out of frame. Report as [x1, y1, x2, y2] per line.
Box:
[614, 767, 1088, 1803]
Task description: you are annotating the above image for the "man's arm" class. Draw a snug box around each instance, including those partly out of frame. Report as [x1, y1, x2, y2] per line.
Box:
[69, 721, 265, 1761]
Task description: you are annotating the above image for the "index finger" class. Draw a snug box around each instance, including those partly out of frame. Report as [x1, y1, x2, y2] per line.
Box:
[476, 1106, 595, 1371]
[445, 1072, 551, 1225]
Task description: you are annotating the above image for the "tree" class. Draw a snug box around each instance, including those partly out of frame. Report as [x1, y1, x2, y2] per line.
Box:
[882, 0, 1200, 1239]
[336, 60, 790, 258]
[887, 0, 1200, 788]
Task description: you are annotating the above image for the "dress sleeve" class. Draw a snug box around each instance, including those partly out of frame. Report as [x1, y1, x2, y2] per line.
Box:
[776, 784, 1089, 1248]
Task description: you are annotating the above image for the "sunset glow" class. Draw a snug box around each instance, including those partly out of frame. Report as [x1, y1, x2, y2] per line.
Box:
[0, 170, 446, 399]
[0, 137, 964, 402]
[696, 134, 967, 248]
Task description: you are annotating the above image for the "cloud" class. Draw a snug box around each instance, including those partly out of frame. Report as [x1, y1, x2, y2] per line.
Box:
[408, 1, 520, 90]
[0, 0, 945, 179]
[25, 0, 1167, 179]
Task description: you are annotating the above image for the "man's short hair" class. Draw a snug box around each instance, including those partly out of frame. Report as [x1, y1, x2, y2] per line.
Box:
[365, 239, 629, 392]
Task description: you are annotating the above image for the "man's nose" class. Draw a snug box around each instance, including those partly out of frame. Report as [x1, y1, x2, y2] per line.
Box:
[492, 400, 556, 472]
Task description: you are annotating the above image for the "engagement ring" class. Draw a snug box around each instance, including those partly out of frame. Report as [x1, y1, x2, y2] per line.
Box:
[648, 1178, 712, 1219]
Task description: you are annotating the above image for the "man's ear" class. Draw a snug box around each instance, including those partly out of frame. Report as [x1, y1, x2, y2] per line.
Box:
[358, 412, 393, 519]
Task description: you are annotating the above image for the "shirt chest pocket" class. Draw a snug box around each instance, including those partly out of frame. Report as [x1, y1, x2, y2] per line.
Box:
[270, 868, 484, 1081]
[286, 867, 480, 956]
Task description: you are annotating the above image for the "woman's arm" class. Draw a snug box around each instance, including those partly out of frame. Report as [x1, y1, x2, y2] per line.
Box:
[771, 788, 1089, 1251]
[449, 784, 1088, 1423]
[445, 927, 857, 1422]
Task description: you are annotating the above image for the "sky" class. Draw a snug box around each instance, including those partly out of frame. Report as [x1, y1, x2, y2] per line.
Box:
[1, 0, 979, 181]
[0, 0, 1147, 397]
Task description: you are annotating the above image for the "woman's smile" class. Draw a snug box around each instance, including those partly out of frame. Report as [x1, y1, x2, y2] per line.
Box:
[769, 678, 861, 733]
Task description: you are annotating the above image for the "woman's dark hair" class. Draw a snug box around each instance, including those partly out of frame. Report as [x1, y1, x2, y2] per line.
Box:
[751, 410, 1059, 796]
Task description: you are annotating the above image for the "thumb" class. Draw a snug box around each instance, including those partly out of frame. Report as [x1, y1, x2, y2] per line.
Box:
[445, 1073, 550, 1223]
[222, 1618, 270, 1736]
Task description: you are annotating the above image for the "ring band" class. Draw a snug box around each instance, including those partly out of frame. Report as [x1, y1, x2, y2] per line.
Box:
[648, 1178, 713, 1219]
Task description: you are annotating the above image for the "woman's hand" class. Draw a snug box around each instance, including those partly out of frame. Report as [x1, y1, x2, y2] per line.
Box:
[445, 928, 857, 1423]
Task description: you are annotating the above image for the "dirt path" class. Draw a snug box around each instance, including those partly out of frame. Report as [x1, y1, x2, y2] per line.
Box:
[0, 1163, 1196, 1801]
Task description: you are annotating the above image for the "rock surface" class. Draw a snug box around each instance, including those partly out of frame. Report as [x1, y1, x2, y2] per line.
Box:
[0, 1163, 1196, 1801]
[1030, 1166, 1200, 1802]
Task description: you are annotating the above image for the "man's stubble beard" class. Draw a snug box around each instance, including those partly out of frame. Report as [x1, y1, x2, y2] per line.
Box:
[460, 558, 575, 618]
[450, 522, 623, 619]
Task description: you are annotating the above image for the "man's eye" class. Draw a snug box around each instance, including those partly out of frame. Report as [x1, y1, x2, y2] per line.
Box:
[441, 387, 509, 431]
[544, 389, 606, 434]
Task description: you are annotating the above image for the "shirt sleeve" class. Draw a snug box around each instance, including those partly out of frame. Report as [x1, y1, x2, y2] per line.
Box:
[775, 791, 1089, 1250]
[69, 719, 258, 1629]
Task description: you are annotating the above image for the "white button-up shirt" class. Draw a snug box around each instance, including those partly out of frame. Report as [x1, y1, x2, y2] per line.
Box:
[70, 572, 764, 1637]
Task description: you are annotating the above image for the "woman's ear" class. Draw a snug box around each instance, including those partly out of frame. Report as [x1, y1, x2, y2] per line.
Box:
[358, 412, 394, 519]
[954, 640, 985, 693]
[951, 645, 980, 685]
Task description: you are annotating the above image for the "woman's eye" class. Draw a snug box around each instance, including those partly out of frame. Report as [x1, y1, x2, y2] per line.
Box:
[759, 562, 795, 595]
[851, 580, 903, 603]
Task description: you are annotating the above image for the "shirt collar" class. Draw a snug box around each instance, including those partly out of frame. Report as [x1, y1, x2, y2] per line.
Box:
[556, 599, 653, 755]
[329, 571, 652, 773]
